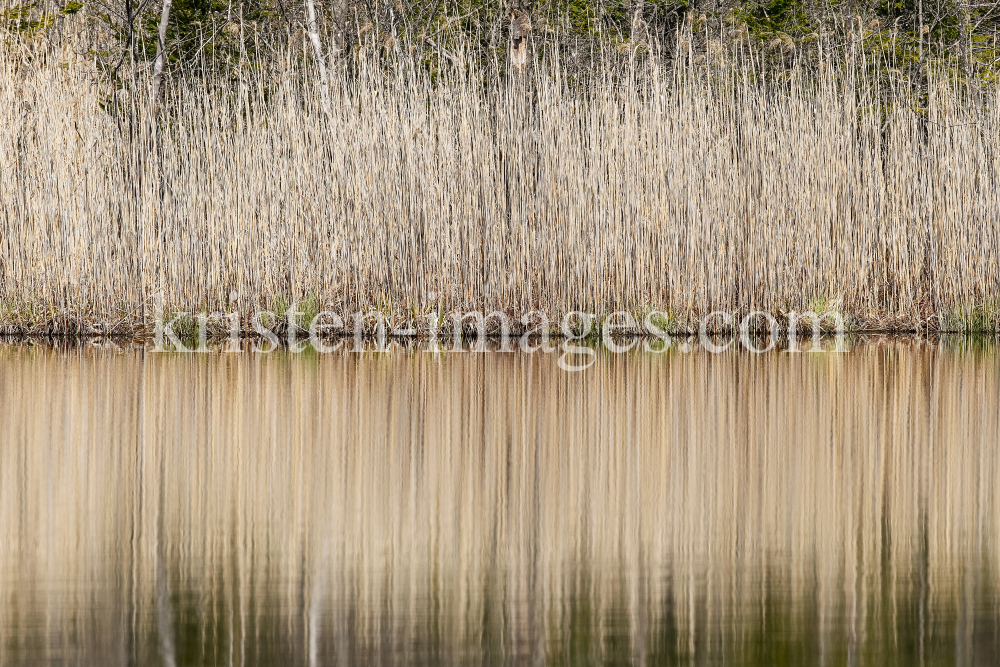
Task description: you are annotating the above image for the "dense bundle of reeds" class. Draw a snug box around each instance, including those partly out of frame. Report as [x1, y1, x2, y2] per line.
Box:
[2, 34, 999, 334]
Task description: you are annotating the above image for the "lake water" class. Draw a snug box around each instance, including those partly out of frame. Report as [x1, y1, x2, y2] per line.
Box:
[1, 337, 999, 665]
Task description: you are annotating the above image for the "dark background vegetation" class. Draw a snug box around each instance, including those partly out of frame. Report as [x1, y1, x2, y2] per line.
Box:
[4, 0, 1000, 87]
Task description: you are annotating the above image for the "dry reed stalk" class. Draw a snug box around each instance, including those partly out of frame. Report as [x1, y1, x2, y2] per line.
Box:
[2, 36, 999, 334]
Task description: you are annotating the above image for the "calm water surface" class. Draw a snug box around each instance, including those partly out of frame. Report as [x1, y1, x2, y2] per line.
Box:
[1, 337, 999, 666]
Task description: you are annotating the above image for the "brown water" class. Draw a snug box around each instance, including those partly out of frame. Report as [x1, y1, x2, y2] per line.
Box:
[1, 338, 999, 666]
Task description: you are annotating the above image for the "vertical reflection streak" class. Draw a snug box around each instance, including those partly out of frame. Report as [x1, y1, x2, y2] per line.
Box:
[0, 339, 998, 665]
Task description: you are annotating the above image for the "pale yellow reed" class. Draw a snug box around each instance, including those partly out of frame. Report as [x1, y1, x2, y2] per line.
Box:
[2, 39, 999, 332]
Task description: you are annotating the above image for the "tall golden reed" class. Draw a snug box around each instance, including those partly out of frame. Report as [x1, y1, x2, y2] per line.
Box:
[2, 35, 999, 333]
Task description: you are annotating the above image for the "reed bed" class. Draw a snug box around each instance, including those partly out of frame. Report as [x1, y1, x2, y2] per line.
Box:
[2, 35, 1000, 334]
[1, 341, 999, 663]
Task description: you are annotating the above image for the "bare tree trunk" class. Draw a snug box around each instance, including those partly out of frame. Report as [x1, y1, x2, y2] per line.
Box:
[918, 0, 923, 66]
[631, 0, 647, 43]
[328, 0, 351, 60]
[305, 0, 334, 123]
[509, 1, 533, 73]
[125, 0, 134, 54]
[957, 0, 974, 89]
[149, 0, 173, 119]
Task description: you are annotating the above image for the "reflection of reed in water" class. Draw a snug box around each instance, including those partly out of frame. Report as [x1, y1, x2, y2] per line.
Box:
[0, 340, 999, 665]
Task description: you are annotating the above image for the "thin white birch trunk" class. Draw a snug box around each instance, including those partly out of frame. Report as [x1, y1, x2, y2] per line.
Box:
[149, 0, 173, 120]
[305, 0, 334, 124]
